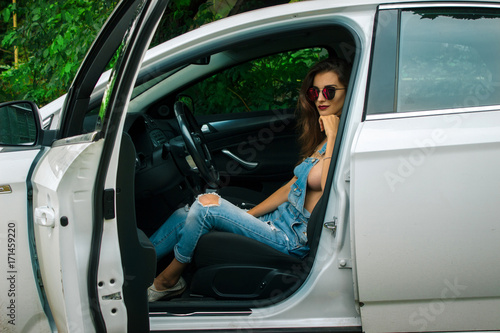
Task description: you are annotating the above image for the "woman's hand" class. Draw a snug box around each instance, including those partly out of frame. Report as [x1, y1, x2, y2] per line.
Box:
[318, 115, 340, 139]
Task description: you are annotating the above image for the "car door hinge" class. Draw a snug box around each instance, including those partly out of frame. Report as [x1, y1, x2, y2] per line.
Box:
[338, 258, 352, 269]
[103, 189, 115, 220]
[344, 170, 350, 182]
[324, 218, 337, 234]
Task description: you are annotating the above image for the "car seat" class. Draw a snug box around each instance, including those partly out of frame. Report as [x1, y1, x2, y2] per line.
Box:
[189, 194, 328, 300]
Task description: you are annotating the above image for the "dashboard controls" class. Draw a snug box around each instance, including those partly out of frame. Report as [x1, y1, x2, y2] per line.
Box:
[149, 128, 167, 147]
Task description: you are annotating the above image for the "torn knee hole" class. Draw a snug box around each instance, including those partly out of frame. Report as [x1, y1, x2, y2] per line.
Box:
[197, 193, 221, 207]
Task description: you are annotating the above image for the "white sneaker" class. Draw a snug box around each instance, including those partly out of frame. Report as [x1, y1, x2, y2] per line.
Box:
[147, 277, 186, 302]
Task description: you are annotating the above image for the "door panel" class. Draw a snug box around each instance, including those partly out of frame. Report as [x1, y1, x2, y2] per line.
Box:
[0, 149, 51, 332]
[201, 109, 299, 196]
[351, 111, 500, 332]
[32, 138, 106, 332]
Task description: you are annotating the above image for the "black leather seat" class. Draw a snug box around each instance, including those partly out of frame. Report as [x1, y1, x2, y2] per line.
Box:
[190, 195, 326, 300]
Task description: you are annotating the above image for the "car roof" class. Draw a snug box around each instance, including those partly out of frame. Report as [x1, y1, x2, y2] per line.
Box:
[143, 0, 498, 69]
[41, 0, 499, 125]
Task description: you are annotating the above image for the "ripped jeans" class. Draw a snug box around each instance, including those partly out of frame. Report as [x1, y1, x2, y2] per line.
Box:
[150, 193, 310, 264]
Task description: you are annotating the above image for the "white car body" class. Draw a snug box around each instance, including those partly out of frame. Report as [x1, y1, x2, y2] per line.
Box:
[1, 0, 499, 332]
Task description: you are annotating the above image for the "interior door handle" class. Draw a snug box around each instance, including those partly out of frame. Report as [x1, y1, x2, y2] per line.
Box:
[34, 206, 56, 227]
[221, 149, 258, 170]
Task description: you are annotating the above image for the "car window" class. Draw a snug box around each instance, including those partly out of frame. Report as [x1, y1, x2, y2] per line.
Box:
[181, 48, 328, 115]
[366, 7, 500, 115]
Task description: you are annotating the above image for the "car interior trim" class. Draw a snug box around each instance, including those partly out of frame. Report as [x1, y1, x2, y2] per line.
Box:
[149, 310, 253, 317]
[380, 2, 500, 10]
[365, 104, 500, 121]
[221, 149, 259, 169]
[52, 131, 102, 148]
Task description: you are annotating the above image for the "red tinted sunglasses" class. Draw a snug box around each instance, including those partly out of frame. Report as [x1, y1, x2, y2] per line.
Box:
[307, 86, 345, 102]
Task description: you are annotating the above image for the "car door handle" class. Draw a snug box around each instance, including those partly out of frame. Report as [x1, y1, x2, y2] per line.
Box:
[221, 149, 258, 170]
[34, 206, 56, 227]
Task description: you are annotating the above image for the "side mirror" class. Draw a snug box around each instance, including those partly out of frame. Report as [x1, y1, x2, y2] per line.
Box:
[0, 101, 40, 146]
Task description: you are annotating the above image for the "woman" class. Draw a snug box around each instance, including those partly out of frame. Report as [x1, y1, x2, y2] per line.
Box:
[148, 58, 351, 302]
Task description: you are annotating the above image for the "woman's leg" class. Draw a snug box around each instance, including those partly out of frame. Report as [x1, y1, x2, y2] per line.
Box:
[154, 193, 289, 290]
[148, 208, 190, 299]
[174, 193, 290, 264]
[149, 206, 189, 260]
[153, 258, 187, 289]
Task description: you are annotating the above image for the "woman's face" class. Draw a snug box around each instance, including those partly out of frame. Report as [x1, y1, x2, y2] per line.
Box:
[311, 71, 346, 117]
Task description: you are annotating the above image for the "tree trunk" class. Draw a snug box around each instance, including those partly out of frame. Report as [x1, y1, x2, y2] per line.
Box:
[13, 0, 18, 69]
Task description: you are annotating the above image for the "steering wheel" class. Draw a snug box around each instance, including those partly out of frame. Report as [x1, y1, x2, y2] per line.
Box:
[174, 101, 220, 188]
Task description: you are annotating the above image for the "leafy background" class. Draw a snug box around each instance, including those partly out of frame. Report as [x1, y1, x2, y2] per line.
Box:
[184, 48, 327, 115]
[1, 0, 303, 106]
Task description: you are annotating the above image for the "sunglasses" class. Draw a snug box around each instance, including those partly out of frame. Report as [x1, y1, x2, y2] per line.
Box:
[307, 86, 345, 102]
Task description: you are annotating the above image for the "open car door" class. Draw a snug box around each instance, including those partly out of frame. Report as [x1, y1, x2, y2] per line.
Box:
[29, 0, 169, 331]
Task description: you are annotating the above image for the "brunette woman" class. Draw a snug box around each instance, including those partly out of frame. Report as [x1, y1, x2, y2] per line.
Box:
[148, 58, 351, 301]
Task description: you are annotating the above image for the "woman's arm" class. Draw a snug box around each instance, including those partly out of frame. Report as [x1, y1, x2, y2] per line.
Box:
[247, 176, 297, 217]
[319, 115, 340, 191]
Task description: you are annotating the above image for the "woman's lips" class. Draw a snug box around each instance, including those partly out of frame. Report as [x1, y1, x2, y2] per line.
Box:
[318, 105, 329, 111]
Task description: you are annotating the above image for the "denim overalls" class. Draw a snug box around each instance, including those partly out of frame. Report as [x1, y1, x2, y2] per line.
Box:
[150, 143, 326, 263]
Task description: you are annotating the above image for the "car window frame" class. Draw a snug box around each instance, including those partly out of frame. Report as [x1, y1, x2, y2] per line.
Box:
[364, 3, 500, 121]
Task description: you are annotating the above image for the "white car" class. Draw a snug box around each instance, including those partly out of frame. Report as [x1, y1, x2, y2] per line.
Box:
[1, 0, 500, 332]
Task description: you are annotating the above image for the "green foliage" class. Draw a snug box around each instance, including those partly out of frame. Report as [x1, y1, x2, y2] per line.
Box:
[0, 0, 118, 105]
[0, 0, 303, 107]
[185, 48, 328, 115]
[150, 0, 217, 48]
[150, 0, 293, 51]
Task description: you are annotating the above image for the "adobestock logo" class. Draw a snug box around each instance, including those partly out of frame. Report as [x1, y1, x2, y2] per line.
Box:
[384, 127, 448, 193]
[383, 111, 474, 193]
[409, 278, 467, 331]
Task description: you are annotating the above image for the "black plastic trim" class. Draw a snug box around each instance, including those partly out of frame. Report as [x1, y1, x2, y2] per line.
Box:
[103, 189, 115, 220]
[363, 8, 399, 121]
[25, 146, 57, 332]
[150, 327, 362, 333]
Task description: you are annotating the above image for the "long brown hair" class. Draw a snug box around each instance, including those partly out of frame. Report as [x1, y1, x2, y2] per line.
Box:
[296, 58, 351, 159]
